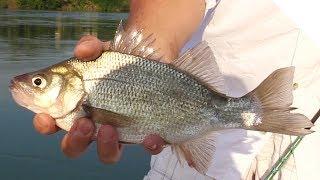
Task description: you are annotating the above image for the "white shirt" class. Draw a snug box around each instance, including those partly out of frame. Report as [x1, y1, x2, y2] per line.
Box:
[144, 0, 320, 179]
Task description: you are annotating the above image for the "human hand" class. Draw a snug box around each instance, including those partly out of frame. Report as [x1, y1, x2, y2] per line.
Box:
[33, 35, 166, 163]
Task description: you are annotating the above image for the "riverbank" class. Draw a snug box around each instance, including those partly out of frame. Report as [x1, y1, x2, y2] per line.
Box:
[0, 0, 129, 12]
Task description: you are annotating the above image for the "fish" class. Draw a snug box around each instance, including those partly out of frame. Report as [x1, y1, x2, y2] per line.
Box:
[9, 22, 313, 174]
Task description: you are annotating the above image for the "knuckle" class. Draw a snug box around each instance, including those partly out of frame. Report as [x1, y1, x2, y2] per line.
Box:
[33, 121, 49, 134]
[61, 146, 77, 158]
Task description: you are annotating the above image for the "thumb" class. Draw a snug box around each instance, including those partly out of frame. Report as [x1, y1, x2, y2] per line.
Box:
[74, 35, 110, 61]
[142, 134, 166, 155]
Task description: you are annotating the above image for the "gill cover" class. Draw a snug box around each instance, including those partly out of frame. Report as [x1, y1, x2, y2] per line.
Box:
[46, 64, 85, 118]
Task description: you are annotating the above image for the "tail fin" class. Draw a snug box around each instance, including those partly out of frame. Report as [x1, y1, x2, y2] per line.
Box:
[248, 67, 313, 135]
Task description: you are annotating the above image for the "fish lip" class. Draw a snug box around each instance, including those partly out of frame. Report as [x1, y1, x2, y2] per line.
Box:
[9, 74, 29, 90]
[9, 76, 40, 113]
[9, 79, 16, 90]
[9, 73, 29, 90]
[9, 78, 22, 92]
[9, 78, 28, 105]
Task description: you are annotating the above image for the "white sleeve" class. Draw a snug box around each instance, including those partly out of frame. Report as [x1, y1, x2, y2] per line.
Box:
[143, 147, 213, 180]
[273, 0, 320, 46]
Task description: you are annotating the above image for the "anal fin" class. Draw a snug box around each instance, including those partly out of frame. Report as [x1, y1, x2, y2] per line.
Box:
[172, 132, 218, 174]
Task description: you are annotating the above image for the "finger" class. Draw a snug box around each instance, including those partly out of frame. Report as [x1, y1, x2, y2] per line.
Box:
[77, 35, 110, 50]
[74, 35, 104, 61]
[33, 113, 60, 135]
[97, 125, 123, 164]
[61, 118, 95, 158]
[142, 134, 166, 155]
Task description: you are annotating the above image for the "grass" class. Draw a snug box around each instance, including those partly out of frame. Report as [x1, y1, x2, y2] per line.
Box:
[0, 0, 129, 12]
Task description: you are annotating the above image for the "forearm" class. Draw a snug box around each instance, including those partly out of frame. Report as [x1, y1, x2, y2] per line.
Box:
[126, 0, 205, 62]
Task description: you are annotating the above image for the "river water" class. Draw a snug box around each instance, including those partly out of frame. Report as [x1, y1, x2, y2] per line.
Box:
[0, 9, 150, 180]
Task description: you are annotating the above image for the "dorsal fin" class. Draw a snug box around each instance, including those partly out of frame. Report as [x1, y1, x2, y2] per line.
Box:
[171, 41, 227, 95]
[110, 20, 163, 60]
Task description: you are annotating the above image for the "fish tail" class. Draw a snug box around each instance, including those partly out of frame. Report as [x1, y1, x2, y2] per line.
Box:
[247, 66, 313, 135]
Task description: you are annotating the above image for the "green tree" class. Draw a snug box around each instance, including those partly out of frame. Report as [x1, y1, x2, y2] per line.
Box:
[0, 0, 129, 12]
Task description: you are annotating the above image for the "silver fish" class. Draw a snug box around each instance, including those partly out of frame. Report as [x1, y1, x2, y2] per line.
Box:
[9, 22, 313, 174]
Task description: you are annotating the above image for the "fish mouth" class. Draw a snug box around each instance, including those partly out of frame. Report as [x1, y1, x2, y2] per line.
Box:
[9, 78, 32, 108]
[9, 78, 25, 95]
[10, 85, 26, 107]
[9, 79, 19, 91]
[9, 76, 44, 114]
[9, 74, 28, 91]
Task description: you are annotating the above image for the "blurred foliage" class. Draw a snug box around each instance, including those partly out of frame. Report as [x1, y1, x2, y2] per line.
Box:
[93, 0, 129, 12]
[0, 0, 129, 12]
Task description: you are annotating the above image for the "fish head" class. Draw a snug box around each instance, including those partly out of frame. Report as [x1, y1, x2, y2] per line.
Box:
[9, 64, 85, 118]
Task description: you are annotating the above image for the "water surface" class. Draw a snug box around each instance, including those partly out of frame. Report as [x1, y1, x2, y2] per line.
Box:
[0, 9, 150, 180]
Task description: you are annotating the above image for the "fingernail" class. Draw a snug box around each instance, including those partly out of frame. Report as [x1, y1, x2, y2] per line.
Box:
[146, 144, 157, 151]
[37, 117, 49, 129]
[143, 137, 157, 151]
[149, 144, 157, 150]
[78, 120, 93, 136]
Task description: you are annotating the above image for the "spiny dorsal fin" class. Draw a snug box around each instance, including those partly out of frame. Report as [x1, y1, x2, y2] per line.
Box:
[172, 132, 219, 174]
[171, 41, 227, 95]
[110, 20, 163, 60]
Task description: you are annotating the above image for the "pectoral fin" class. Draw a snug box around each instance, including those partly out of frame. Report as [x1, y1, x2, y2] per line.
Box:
[172, 132, 219, 174]
[83, 105, 134, 127]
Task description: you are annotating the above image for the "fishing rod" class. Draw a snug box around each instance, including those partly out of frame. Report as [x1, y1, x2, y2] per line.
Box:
[264, 108, 320, 180]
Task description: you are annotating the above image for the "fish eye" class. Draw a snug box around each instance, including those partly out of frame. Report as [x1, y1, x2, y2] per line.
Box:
[32, 76, 47, 88]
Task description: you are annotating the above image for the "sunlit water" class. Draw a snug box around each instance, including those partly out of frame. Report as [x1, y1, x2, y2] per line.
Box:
[0, 9, 150, 180]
